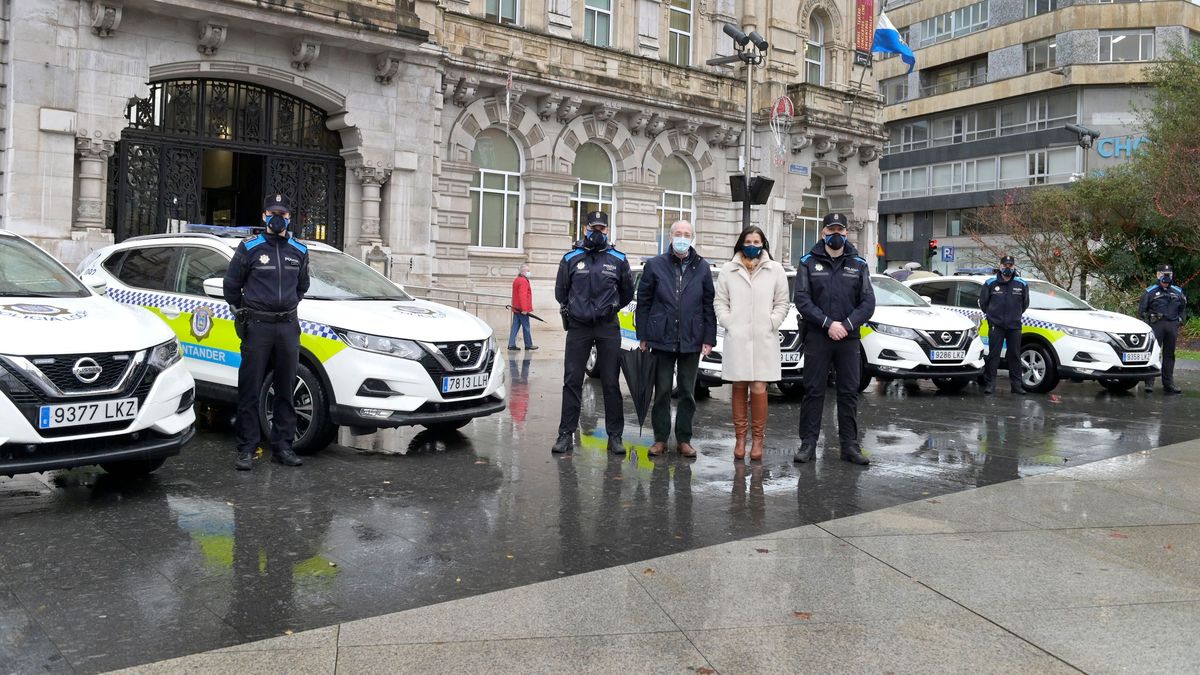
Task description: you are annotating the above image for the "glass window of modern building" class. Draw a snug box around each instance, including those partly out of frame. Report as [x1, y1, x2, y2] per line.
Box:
[1099, 29, 1155, 63]
[1025, 38, 1057, 73]
[1026, 0, 1057, 18]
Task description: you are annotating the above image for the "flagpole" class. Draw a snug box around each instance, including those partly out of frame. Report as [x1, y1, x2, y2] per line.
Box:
[846, 0, 886, 125]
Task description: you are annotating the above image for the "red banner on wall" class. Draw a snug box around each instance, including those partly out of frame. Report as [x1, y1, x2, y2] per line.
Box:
[855, 0, 875, 59]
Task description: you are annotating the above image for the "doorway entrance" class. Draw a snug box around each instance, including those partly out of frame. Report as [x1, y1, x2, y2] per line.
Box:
[108, 79, 346, 246]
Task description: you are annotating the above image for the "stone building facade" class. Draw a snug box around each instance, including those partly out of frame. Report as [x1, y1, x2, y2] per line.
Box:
[2, 0, 884, 304]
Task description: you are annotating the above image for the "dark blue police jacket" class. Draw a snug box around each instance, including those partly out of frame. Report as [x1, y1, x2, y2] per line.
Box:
[223, 233, 310, 312]
[793, 241, 875, 338]
[555, 242, 634, 327]
[1139, 282, 1187, 322]
[979, 274, 1029, 330]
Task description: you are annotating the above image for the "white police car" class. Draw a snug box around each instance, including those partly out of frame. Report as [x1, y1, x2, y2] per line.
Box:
[78, 228, 506, 454]
[906, 275, 1160, 393]
[0, 230, 195, 477]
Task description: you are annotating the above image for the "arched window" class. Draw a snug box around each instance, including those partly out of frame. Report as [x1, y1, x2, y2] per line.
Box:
[657, 156, 694, 253]
[806, 15, 826, 85]
[571, 143, 615, 241]
[790, 175, 827, 262]
[470, 129, 522, 249]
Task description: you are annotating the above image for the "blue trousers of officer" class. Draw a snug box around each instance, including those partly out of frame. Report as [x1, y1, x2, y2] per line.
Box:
[985, 327, 1023, 390]
[1149, 320, 1179, 388]
[559, 319, 624, 437]
[799, 331, 861, 448]
[236, 319, 301, 455]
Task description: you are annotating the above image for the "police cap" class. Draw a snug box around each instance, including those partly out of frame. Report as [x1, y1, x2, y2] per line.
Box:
[1000, 255, 1016, 265]
[586, 210, 609, 228]
[1157, 263, 1173, 273]
[822, 213, 848, 229]
[263, 193, 292, 214]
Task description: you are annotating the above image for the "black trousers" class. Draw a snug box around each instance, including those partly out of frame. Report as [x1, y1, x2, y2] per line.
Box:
[799, 332, 861, 447]
[559, 320, 624, 436]
[652, 350, 701, 443]
[985, 326, 1023, 390]
[236, 319, 301, 455]
[1148, 320, 1179, 387]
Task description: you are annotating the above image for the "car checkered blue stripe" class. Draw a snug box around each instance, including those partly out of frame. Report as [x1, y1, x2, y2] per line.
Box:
[943, 306, 1057, 330]
[106, 287, 339, 340]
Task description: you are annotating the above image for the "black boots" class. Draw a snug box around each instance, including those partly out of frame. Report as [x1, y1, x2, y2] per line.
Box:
[234, 451, 253, 471]
[793, 441, 816, 464]
[272, 448, 303, 466]
[840, 444, 870, 465]
[551, 432, 573, 454]
[607, 435, 626, 455]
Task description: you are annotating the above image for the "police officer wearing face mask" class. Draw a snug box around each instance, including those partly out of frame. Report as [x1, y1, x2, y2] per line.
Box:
[792, 213, 876, 466]
[1140, 263, 1186, 394]
[552, 211, 634, 455]
[979, 255, 1029, 395]
[223, 193, 310, 471]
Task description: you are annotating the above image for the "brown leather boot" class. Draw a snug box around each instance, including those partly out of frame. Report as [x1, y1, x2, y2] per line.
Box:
[750, 390, 768, 461]
[732, 383, 749, 460]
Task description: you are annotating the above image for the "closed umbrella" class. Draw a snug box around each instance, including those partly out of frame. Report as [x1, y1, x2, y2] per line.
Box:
[620, 348, 656, 431]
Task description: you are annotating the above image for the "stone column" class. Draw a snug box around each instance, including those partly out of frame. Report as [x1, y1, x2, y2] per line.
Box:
[353, 165, 392, 245]
[75, 137, 115, 231]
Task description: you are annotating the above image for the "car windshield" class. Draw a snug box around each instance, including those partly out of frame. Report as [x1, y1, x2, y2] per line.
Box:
[872, 276, 927, 307]
[305, 250, 414, 301]
[1027, 279, 1091, 310]
[0, 236, 90, 298]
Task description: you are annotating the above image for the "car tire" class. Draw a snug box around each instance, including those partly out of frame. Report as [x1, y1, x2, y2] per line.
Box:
[857, 352, 872, 393]
[778, 382, 804, 399]
[932, 377, 970, 393]
[424, 419, 472, 433]
[1099, 378, 1139, 393]
[260, 363, 337, 456]
[101, 457, 167, 477]
[1020, 342, 1060, 393]
[585, 346, 600, 378]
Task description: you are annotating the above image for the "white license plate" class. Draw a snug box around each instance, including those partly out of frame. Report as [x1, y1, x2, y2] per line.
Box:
[442, 373, 489, 393]
[38, 398, 138, 429]
[930, 350, 967, 361]
[781, 352, 802, 363]
[1122, 352, 1151, 363]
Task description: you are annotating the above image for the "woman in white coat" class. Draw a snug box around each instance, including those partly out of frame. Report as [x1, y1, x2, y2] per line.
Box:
[714, 226, 792, 461]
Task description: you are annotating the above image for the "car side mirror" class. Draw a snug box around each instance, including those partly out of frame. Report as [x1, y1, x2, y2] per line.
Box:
[921, 295, 932, 304]
[202, 278, 224, 299]
[80, 273, 107, 296]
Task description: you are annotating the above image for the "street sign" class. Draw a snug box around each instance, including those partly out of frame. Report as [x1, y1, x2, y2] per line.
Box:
[941, 246, 955, 262]
[788, 163, 810, 176]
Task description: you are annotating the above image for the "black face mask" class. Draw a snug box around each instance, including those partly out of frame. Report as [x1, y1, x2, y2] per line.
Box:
[824, 233, 846, 250]
[265, 214, 289, 234]
[584, 230, 607, 249]
[1160, 274, 1174, 286]
[1000, 267, 1015, 278]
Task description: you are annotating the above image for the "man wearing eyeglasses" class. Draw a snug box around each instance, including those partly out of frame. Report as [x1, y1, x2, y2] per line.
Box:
[552, 211, 634, 455]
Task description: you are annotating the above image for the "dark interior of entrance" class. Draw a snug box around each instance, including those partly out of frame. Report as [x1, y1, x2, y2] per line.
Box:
[201, 150, 265, 227]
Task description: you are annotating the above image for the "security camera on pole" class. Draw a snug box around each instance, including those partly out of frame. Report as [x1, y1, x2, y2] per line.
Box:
[708, 24, 773, 230]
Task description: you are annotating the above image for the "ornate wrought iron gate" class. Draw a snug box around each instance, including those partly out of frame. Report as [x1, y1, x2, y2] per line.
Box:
[108, 79, 345, 246]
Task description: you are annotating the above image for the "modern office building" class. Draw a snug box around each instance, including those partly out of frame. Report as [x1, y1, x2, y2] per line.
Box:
[874, 0, 1199, 274]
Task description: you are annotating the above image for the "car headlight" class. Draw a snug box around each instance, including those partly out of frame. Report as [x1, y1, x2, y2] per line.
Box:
[967, 325, 980, 340]
[868, 322, 920, 340]
[488, 334, 497, 354]
[1061, 325, 1109, 343]
[337, 329, 426, 360]
[149, 338, 182, 370]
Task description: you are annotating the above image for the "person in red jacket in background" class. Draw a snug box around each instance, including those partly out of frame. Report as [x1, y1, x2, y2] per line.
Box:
[509, 264, 538, 351]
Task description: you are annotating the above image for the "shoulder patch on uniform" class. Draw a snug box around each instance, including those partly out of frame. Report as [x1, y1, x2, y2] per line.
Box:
[1014, 278, 1028, 285]
[564, 249, 585, 262]
[984, 278, 997, 286]
[244, 234, 266, 250]
[1172, 285, 1184, 294]
[800, 254, 812, 263]
[607, 248, 627, 262]
[288, 237, 308, 254]
[1146, 284, 1158, 292]
[854, 255, 867, 265]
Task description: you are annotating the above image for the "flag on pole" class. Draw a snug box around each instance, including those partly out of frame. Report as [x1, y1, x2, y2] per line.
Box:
[872, 12, 916, 73]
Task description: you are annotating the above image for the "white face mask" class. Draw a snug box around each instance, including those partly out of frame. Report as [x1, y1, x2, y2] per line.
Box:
[522, 271, 531, 278]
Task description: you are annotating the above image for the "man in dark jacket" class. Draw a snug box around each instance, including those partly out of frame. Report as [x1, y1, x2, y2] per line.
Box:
[636, 220, 716, 458]
[1139, 263, 1186, 394]
[979, 255, 1030, 395]
[552, 211, 635, 455]
[792, 213, 876, 465]
[223, 193, 310, 471]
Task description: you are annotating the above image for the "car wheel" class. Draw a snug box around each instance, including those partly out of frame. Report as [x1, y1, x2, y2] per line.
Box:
[778, 382, 804, 399]
[101, 457, 167, 477]
[260, 363, 337, 455]
[424, 419, 472, 433]
[856, 351, 872, 393]
[1099, 378, 1139, 393]
[932, 377, 970, 393]
[585, 346, 600, 378]
[1020, 343, 1060, 393]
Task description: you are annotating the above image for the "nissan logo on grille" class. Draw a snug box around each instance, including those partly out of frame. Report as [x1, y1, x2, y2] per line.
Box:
[940, 332, 952, 344]
[1131, 334, 1141, 346]
[455, 344, 472, 363]
[72, 357, 103, 384]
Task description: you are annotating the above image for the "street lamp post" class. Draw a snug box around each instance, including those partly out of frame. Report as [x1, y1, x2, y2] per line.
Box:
[1064, 123, 1100, 300]
[708, 24, 770, 231]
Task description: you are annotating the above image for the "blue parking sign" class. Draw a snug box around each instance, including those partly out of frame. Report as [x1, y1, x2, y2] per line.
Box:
[941, 246, 955, 262]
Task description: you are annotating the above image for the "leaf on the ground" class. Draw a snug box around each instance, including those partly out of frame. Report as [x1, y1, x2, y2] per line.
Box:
[328, 562, 338, 567]
[613, 475, 624, 480]
[755, 548, 770, 554]
[506, 554, 514, 559]
[284, 630, 294, 635]
[927, 499, 942, 504]
[1165, 542, 1175, 550]
[474, 460, 487, 465]
[921, 491, 930, 496]
[1109, 532, 1129, 539]
[382, 480, 391, 485]
[695, 668, 716, 674]
[792, 611, 813, 620]
[455, 577, 461, 583]
[643, 568, 655, 576]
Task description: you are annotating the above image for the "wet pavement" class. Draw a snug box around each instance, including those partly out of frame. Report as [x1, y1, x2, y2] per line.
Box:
[3, 351, 1199, 673]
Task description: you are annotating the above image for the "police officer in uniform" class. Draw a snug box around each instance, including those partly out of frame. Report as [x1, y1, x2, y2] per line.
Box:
[1140, 263, 1186, 394]
[792, 213, 876, 465]
[223, 194, 310, 471]
[979, 255, 1029, 395]
[551, 211, 634, 455]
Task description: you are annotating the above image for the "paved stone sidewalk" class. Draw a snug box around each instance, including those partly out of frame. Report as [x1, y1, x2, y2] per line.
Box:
[115, 440, 1200, 674]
